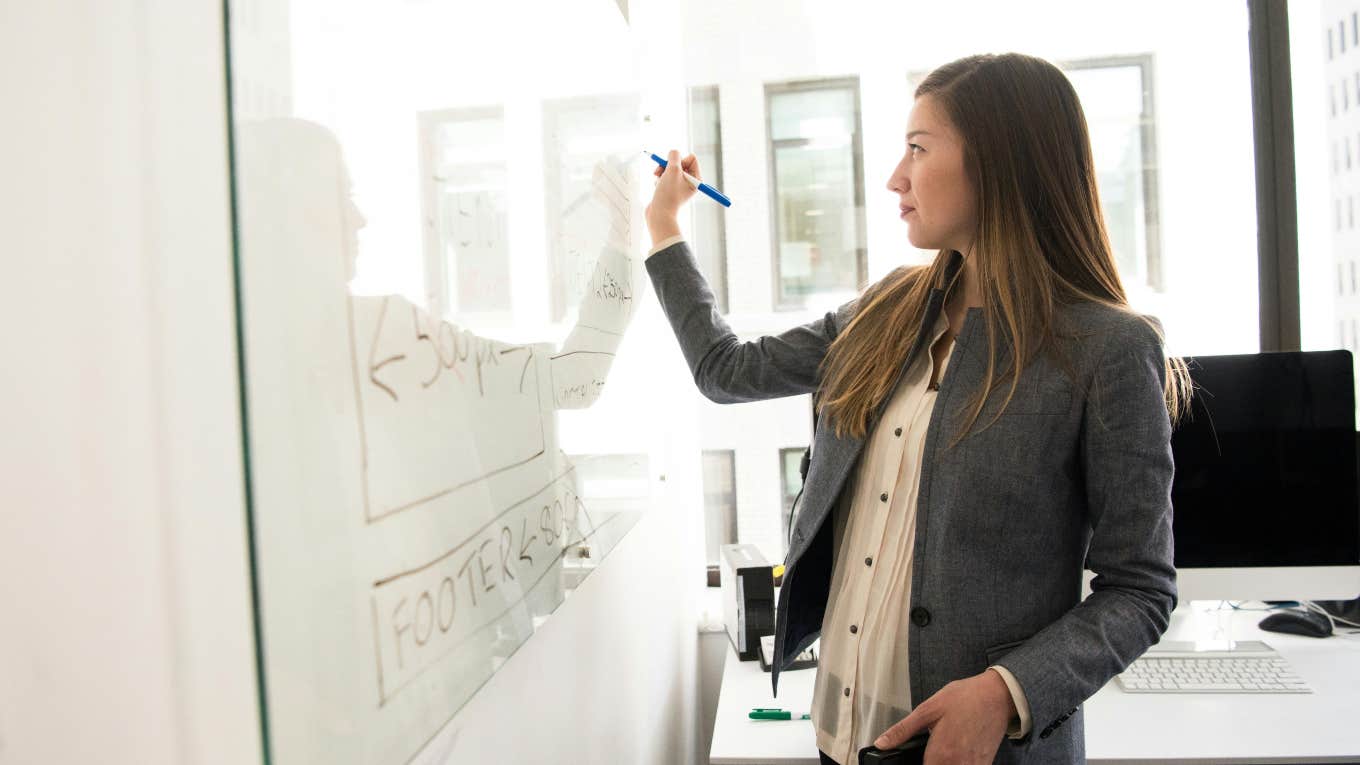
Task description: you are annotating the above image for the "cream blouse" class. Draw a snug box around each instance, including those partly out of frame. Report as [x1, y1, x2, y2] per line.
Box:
[810, 311, 1031, 764]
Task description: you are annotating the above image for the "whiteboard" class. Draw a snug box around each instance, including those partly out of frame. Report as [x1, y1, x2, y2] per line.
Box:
[228, 0, 655, 761]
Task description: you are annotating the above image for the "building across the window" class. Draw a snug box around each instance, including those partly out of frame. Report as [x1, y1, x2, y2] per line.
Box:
[1327, 3, 1360, 375]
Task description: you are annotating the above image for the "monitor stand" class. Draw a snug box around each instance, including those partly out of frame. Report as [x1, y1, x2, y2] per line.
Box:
[1156, 599, 1268, 654]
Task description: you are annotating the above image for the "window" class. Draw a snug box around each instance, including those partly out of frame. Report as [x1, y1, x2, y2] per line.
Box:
[701, 450, 738, 572]
[1063, 56, 1163, 290]
[688, 86, 730, 312]
[766, 78, 867, 310]
[778, 447, 806, 549]
[419, 108, 511, 324]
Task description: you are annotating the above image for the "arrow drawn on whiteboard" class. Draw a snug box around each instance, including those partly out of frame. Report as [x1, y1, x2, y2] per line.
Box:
[498, 346, 533, 393]
[518, 516, 536, 567]
[367, 297, 405, 402]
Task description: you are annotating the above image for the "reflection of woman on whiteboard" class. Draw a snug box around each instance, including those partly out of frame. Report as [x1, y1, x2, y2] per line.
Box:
[236, 118, 640, 574]
[644, 53, 1188, 765]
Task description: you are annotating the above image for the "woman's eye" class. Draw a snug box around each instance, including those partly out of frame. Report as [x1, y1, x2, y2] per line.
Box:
[908, 143, 924, 155]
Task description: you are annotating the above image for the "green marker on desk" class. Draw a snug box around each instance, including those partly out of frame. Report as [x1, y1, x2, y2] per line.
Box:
[749, 707, 811, 721]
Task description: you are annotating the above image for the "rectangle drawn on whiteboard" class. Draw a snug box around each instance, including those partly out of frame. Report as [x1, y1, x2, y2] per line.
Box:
[350, 295, 547, 523]
[369, 468, 596, 706]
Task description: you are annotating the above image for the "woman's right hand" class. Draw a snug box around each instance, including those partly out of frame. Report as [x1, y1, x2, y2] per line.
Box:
[645, 149, 700, 246]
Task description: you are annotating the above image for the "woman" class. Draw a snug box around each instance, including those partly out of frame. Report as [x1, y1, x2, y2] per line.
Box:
[645, 53, 1189, 765]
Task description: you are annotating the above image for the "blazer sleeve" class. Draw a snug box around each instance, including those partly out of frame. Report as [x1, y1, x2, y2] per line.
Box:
[645, 240, 857, 404]
[991, 313, 1178, 747]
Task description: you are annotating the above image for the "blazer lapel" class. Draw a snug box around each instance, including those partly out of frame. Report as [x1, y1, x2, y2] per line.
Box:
[789, 252, 966, 560]
[868, 250, 964, 428]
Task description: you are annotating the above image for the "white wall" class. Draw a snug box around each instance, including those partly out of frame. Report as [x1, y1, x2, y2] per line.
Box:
[0, 1, 260, 763]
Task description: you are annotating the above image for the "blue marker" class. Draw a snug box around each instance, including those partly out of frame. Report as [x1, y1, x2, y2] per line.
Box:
[645, 151, 732, 207]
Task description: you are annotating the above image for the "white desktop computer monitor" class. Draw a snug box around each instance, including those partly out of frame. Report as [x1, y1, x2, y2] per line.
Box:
[1170, 350, 1360, 602]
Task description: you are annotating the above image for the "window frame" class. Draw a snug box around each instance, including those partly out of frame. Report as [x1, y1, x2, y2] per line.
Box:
[701, 448, 739, 586]
[1249, 0, 1301, 352]
[777, 446, 807, 552]
[687, 85, 731, 313]
[764, 76, 869, 311]
[1059, 54, 1165, 292]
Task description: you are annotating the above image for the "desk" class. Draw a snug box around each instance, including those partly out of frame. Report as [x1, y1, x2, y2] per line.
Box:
[709, 604, 1360, 764]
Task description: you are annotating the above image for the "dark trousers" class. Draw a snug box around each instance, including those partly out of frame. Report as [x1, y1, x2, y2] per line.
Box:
[820, 751, 840, 765]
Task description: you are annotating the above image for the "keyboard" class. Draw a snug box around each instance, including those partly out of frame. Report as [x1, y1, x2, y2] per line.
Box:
[1116, 641, 1312, 694]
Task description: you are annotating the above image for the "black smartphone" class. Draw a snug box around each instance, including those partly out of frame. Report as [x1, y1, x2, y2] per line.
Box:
[857, 734, 928, 764]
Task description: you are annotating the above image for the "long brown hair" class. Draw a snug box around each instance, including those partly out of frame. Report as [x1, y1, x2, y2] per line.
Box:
[818, 53, 1191, 440]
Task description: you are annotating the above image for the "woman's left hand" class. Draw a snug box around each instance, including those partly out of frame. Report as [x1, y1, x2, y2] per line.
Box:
[873, 669, 1015, 764]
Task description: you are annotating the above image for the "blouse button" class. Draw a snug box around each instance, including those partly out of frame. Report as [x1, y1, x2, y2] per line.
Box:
[894, 427, 903, 437]
[864, 556, 873, 567]
[849, 624, 858, 635]
[844, 687, 851, 697]
[880, 492, 889, 503]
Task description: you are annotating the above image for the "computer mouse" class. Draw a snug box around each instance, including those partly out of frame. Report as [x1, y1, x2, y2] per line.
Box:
[1259, 610, 1333, 638]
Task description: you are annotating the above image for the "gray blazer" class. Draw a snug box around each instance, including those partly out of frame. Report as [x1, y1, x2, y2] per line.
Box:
[646, 242, 1177, 763]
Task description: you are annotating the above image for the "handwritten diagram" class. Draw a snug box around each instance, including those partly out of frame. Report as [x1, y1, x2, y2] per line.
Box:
[236, 111, 647, 765]
[350, 295, 546, 523]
